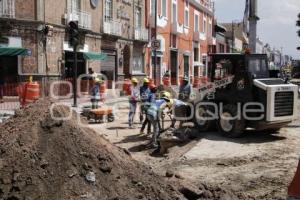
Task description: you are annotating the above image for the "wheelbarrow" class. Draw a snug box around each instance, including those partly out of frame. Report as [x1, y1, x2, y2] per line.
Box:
[82, 106, 115, 123]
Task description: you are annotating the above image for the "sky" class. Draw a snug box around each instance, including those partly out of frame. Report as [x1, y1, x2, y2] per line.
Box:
[215, 0, 300, 59]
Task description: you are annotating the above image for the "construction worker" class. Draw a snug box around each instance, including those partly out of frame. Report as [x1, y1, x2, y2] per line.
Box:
[128, 78, 140, 128]
[179, 75, 192, 102]
[139, 78, 151, 123]
[140, 83, 157, 135]
[146, 92, 170, 148]
[90, 78, 102, 109]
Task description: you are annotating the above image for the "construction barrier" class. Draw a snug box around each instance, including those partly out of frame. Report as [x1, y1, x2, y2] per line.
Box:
[288, 159, 300, 198]
[17, 81, 40, 107]
[123, 79, 131, 96]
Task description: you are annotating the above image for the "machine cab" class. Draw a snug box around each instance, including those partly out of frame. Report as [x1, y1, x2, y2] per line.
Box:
[208, 53, 270, 82]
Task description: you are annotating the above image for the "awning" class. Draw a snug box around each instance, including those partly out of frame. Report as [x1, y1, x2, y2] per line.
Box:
[83, 52, 107, 61]
[0, 47, 29, 56]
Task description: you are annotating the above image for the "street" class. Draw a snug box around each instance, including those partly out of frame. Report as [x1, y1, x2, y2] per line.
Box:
[88, 100, 300, 199]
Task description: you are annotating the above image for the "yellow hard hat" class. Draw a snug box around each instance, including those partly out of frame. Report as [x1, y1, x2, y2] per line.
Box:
[162, 91, 171, 99]
[131, 78, 138, 83]
[143, 78, 150, 83]
[95, 78, 101, 83]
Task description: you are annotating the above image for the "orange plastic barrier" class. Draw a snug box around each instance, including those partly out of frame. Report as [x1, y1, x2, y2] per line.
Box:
[289, 159, 300, 198]
[16, 81, 40, 107]
[123, 79, 131, 95]
[193, 77, 200, 88]
[24, 82, 40, 104]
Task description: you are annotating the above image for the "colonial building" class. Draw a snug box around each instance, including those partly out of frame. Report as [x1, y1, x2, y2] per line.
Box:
[0, 0, 148, 89]
[222, 22, 248, 53]
[145, 0, 215, 85]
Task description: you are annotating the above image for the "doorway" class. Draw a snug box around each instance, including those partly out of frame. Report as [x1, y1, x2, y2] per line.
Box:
[184, 55, 189, 77]
[123, 45, 131, 79]
[64, 51, 86, 78]
[170, 50, 178, 85]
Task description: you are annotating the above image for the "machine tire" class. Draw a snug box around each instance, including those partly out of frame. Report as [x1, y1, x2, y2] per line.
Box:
[194, 105, 216, 132]
[108, 114, 115, 122]
[218, 104, 245, 138]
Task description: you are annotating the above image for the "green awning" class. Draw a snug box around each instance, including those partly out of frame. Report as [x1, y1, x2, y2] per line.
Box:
[83, 52, 107, 61]
[0, 47, 29, 56]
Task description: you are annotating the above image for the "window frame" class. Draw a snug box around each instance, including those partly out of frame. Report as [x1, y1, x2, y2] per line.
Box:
[184, 0, 189, 28]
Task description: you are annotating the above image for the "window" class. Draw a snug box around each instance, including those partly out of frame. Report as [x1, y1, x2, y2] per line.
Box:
[69, 0, 80, 11]
[194, 13, 199, 32]
[161, 0, 167, 18]
[133, 55, 144, 74]
[184, 1, 189, 27]
[135, 7, 142, 28]
[214, 60, 232, 80]
[248, 58, 269, 78]
[105, 0, 113, 21]
[172, 1, 177, 23]
[194, 47, 199, 62]
[203, 16, 207, 34]
[151, 0, 155, 15]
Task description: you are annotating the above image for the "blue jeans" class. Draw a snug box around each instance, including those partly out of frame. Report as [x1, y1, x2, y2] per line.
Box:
[147, 114, 160, 145]
[128, 102, 137, 127]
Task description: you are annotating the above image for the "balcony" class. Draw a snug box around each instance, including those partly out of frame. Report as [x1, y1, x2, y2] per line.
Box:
[202, 0, 214, 12]
[103, 20, 122, 37]
[66, 9, 91, 30]
[171, 21, 183, 34]
[193, 31, 200, 42]
[0, 0, 15, 18]
[134, 27, 149, 41]
[189, 0, 214, 16]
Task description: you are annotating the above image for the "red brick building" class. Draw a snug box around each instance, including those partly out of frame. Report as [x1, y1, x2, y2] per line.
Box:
[0, 0, 148, 89]
[145, 0, 215, 85]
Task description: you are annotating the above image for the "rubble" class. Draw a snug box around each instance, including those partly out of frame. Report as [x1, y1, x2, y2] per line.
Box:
[0, 100, 239, 200]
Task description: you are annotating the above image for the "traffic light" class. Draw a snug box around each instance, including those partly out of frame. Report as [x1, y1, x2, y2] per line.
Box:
[68, 21, 79, 47]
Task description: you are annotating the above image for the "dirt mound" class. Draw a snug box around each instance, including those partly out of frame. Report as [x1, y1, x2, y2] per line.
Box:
[0, 100, 238, 200]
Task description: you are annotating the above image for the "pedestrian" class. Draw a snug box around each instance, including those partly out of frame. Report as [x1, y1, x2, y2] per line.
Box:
[128, 78, 140, 129]
[0, 66, 4, 103]
[140, 83, 157, 135]
[146, 93, 170, 148]
[179, 75, 192, 102]
[139, 78, 151, 123]
[88, 68, 97, 79]
[90, 78, 102, 109]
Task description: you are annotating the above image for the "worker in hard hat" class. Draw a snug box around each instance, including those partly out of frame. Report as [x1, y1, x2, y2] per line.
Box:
[139, 78, 151, 123]
[140, 83, 157, 135]
[179, 75, 192, 102]
[146, 91, 171, 148]
[90, 78, 102, 109]
[128, 78, 140, 128]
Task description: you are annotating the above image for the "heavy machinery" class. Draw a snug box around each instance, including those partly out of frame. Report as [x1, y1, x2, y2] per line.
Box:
[192, 53, 298, 137]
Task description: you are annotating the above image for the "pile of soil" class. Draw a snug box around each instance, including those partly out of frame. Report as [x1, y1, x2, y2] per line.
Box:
[0, 100, 238, 200]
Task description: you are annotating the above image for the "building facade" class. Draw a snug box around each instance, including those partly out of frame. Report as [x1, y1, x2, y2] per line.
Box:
[0, 0, 148, 88]
[145, 0, 215, 85]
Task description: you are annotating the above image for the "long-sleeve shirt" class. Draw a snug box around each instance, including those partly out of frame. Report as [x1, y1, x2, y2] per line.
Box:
[130, 86, 140, 103]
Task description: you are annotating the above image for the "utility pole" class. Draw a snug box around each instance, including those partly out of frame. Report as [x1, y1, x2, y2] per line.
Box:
[248, 0, 259, 53]
[154, 0, 158, 85]
[68, 21, 80, 107]
[231, 22, 235, 53]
